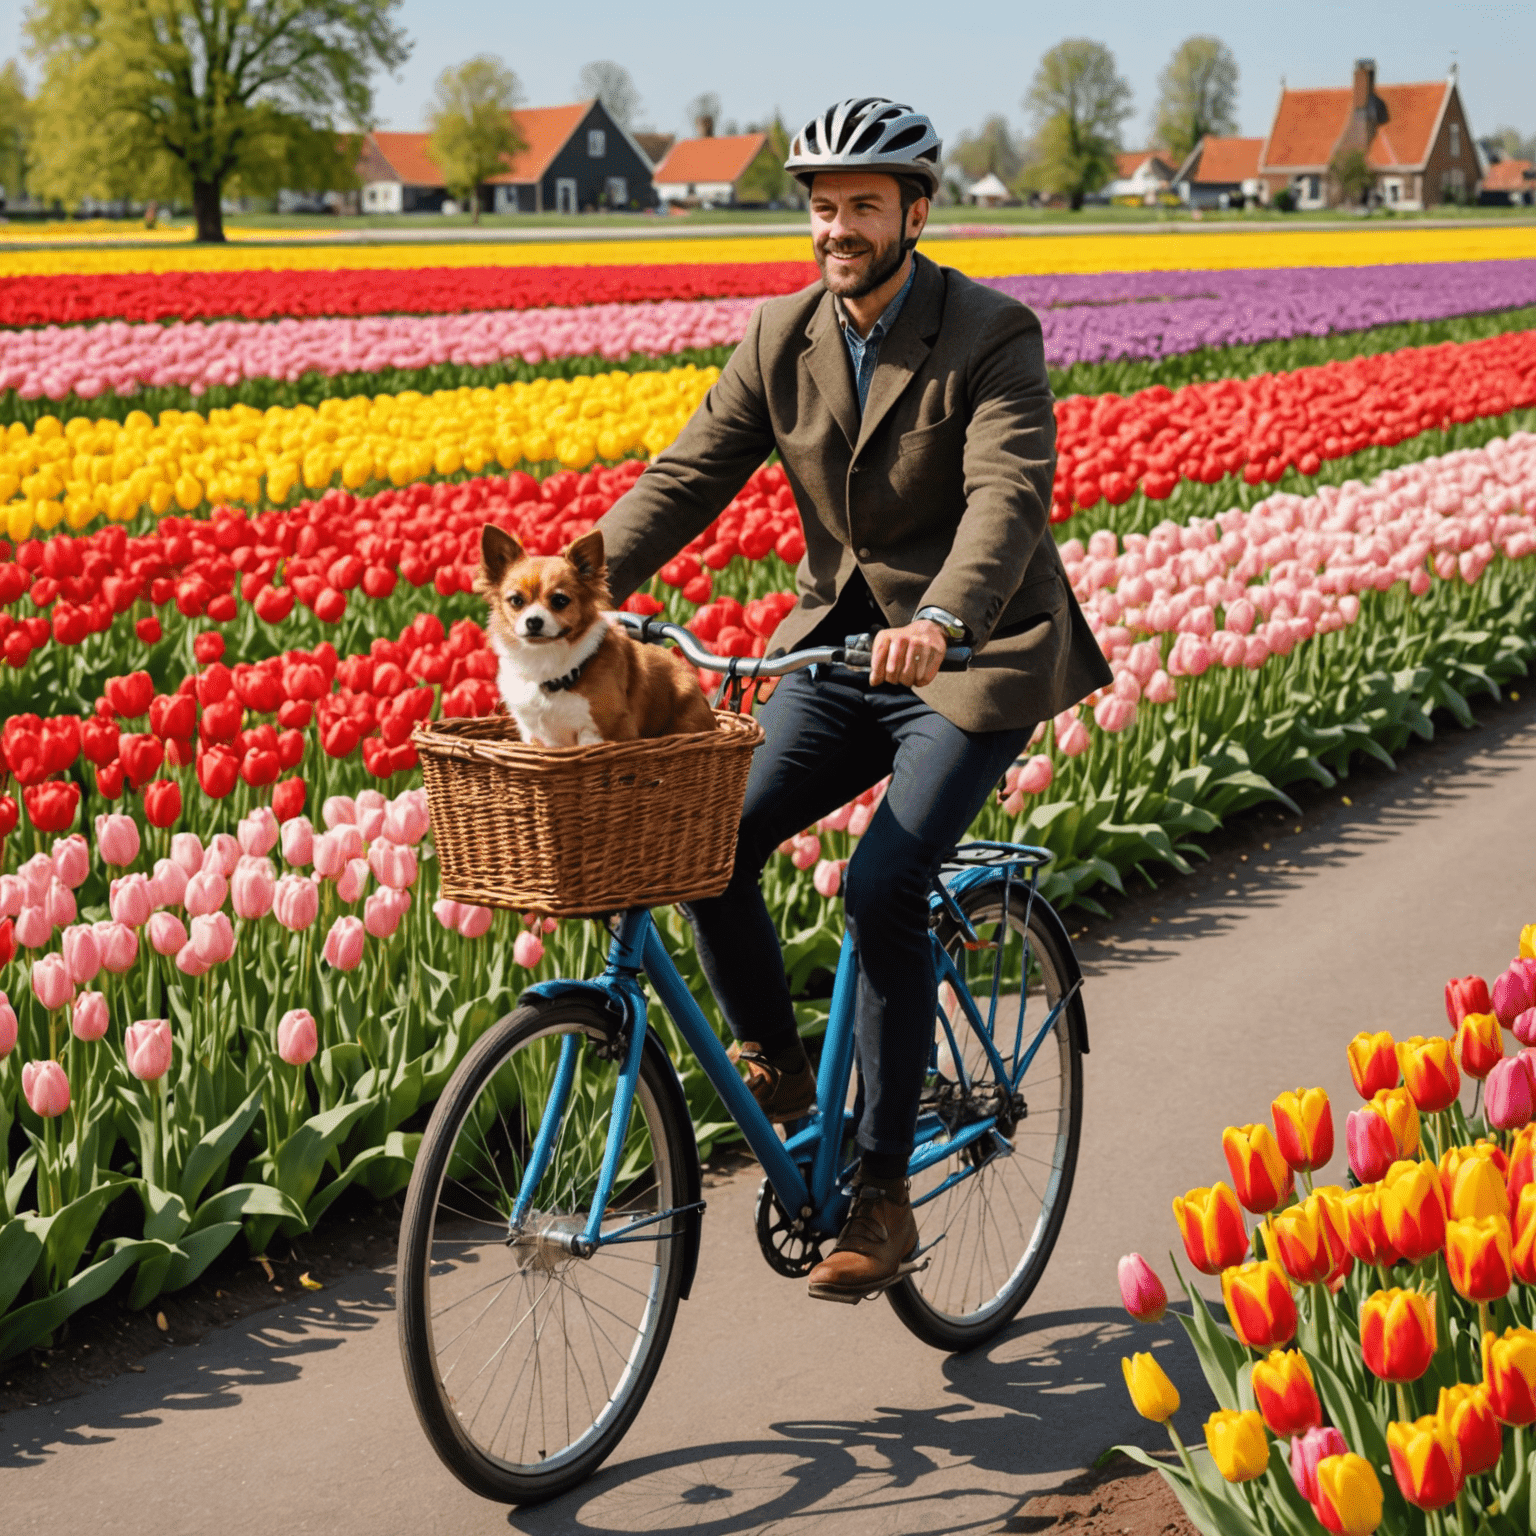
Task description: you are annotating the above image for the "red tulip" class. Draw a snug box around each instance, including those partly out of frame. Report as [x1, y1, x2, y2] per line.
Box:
[193, 631, 224, 664]
[1446, 975, 1492, 1028]
[23, 781, 79, 833]
[195, 746, 239, 799]
[142, 778, 182, 829]
[272, 776, 306, 823]
[135, 615, 161, 644]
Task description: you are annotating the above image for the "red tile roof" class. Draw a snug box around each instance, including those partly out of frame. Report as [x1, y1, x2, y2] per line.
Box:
[1485, 159, 1534, 191]
[1115, 150, 1174, 180]
[363, 102, 597, 188]
[653, 133, 769, 185]
[1189, 136, 1264, 184]
[1262, 78, 1453, 171]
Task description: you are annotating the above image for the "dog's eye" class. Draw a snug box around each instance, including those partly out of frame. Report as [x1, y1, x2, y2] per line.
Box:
[549, 593, 571, 611]
[508, 593, 526, 609]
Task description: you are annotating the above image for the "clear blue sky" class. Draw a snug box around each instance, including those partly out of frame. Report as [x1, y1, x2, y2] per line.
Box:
[3, 0, 1534, 147]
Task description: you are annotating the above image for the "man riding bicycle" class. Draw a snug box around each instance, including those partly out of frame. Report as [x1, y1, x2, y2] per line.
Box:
[598, 97, 1110, 1302]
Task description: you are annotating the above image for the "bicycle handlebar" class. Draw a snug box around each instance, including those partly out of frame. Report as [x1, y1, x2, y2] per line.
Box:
[614, 611, 972, 678]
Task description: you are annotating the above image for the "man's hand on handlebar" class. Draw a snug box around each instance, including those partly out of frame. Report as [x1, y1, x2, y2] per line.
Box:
[869, 619, 948, 688]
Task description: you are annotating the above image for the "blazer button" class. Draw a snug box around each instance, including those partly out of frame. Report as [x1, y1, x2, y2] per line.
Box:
[857, 547, 871, 560]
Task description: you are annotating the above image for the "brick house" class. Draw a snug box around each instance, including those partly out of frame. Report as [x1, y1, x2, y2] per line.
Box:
[1258, 60, 1480, 210]
[357, 99, 657, 215]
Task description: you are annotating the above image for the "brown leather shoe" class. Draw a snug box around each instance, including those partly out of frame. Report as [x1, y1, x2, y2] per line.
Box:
[728, 1041, 817, 1123]
[806, 1176, 919, 1304]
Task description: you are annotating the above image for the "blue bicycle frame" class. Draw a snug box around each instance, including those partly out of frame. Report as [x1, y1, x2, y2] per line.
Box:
[516, 843, 1077, 1251]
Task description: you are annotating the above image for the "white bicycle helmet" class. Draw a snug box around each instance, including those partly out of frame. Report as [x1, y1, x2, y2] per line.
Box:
[785, 98, 942, 197]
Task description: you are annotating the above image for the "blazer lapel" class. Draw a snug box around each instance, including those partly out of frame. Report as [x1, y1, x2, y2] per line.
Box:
[854, 255, 942, 456]
[801, 292, 859, 450]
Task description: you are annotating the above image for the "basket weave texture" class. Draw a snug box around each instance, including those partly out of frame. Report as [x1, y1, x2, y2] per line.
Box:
[414, 710, 765, 917]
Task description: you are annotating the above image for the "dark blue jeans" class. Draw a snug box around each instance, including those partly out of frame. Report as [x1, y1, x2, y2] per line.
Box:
[684, 670, 1029, 1161]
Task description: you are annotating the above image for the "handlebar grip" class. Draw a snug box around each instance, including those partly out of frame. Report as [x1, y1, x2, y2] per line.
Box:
[841, 635, 972, 673]
[939, 647, 973, 672]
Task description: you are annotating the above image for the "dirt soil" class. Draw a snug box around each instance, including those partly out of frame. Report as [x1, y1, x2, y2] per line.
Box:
[1010, 1458, 1197, 1533]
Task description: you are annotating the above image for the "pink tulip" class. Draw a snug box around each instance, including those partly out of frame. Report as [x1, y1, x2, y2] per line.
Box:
[1290, 1426, 1349, 1504]
[22, 1058, 71, 1117]
[31, 951, 74, 1011]
[813, 858, 845, 898]
[51, 834, 90, 889]
[93, 920, 139, 973]
[273, 873, 320, 931]
[322, 914, 365, 971]
[1093, 695, 1137, 733]
[1057, 716, 1091, 756]
[311, 830, 346, 880]
[1123, 641, 1161, 687]
[432, 897, 465, 932]
[72, 990, 109, 1042]
[847, 801, 874, 838]
[1493, 961, 1536, 1030]
[1017, 755, 1054, 794]
[61, 923, 102, 985]
[457, 904, 494, 939]
[1514, 1008, 1536, 1048]
[1486, 1054, 1535, 1131]
[383, 789, 431, 845]
[15, 904, 51, 950]
[184, 868, 227, 916]
[336, 857, 369, 904]
[357, 803, 386, 842]
[124, 1019, 173, 1082]
[1346, 1106, 1397, 1183]
[109, 872, 154, 928]
[20, 852, 52, 907]
[149, 857, 188, 909]
[189, 911, 236, 965]
[1224, 597, 1256, 636]
[819, 803, 854, 834]
[202, 833, 240, 879]
[789, 834, 820, 871]
[513, 930, 545, 968]
[148, 913, 189, 963]
[364, 887, 410, 938]
[94, 812, 141, 868]
[175, 940, 209, 976]
[1117, 1253, 1167, 1322]
[277, 1007, 318, 1066]
[0, 993, 15, 1058]
[46, 879, 77, 929]
[1143, 669, 1178, 704]
[231, 856, 277, 920]
[322, 794, 358, 829]
[281, 816, 315, 868]
[368, 838, 417, 891]
[332, 824, 365, 863]
[170, 832, 205, 877]
[237, 806, 280, 857]
[0, 874, 23, 918]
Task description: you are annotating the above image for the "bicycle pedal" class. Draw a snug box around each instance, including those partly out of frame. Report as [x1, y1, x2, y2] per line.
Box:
[807, 1254, 929, 1305]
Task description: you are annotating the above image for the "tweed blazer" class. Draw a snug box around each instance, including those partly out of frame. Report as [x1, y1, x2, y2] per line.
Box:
[597, 252, 1112, 733]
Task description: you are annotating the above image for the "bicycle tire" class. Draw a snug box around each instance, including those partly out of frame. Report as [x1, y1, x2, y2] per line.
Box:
[397, 998, 693, 1504]
[886, 884, 1084, 1351]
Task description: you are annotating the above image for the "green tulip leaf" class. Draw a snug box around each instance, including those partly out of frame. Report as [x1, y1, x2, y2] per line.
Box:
[180, 1086, 264, 1210]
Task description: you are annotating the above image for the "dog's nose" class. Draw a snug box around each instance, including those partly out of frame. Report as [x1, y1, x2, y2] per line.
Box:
[523, 614, 543, 635]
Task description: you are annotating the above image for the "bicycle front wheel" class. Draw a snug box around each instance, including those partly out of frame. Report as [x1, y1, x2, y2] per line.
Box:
[887, 884, 1084, 1351]
[397, 999, 693, 1504]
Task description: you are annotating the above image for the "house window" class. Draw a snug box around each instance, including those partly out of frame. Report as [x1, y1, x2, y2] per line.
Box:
[1306, 175, 1320, 202]
[605, 177, 628, 207]
[1449, 123, 1460, 158]
[587, 129, 606, 158]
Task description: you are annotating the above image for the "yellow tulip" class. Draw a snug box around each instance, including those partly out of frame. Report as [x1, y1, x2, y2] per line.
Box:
[1121, 1352, 1179, 1423]
[1203, 1409, 1268, 1483]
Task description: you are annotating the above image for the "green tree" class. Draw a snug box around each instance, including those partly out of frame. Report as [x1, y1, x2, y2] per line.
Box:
[0, 61, 34, 207]
[576, 60, 640, 129]
[737, 112, 797, 205]
[1490, 124, 1536, 162]
[427, 55, 525, 226]
[1022, 39, 1132, 209]
[25, 0, 409, 242]
[1152, 36, 1239, 163]
[1329, 147, 1373, 205]
[948, 115, 1024, 187]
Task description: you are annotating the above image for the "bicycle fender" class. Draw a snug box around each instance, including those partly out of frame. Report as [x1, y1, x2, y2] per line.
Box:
[933, 874, 1090, 1056]
[516, 978, 706, 1300]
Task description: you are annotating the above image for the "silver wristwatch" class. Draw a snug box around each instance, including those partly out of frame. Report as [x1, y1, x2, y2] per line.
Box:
[915, 605, 970, 643]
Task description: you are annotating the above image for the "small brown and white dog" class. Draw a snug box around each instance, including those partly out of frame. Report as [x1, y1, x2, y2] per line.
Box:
[476, 524, 717, 747]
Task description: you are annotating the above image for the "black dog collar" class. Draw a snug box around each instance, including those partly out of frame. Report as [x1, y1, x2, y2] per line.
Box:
[540, 654, 592, 694]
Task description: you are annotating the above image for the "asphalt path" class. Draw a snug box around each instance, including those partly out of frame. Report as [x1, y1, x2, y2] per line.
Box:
[4, 696, 1535, 1536]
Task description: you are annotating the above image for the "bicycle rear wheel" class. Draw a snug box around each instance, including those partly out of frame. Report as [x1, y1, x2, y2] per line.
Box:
[887, 883, 1084, 1351]
[397, 999, 693, 1504]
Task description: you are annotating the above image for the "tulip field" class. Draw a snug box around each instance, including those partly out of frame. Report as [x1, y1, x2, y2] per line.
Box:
[1, 223, 1536, 1363]
[1112, 926, 1536, 1536]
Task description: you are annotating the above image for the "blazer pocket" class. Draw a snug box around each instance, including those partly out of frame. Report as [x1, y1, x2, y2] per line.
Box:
[888, 411, 962, 502]
[894, 409, 960, 460]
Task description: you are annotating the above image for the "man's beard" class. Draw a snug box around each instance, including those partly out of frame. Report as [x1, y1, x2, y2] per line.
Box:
[815, 227, 907, 299]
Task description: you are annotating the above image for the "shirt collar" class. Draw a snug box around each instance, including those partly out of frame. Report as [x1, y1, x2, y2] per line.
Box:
[833, 255, 918, 345]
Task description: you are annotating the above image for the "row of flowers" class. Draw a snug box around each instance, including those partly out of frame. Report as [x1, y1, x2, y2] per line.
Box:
[1114, 927, 1536, 1535]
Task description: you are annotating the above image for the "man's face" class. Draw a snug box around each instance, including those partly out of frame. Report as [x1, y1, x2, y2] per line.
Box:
[809, 172, 926, 299]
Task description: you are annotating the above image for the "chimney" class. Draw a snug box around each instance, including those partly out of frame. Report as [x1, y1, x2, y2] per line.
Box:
[695, 114, 715, 139]
[1352, 59, 1376, 112]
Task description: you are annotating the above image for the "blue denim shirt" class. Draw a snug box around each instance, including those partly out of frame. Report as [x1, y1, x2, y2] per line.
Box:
[836, 258, 917, 414]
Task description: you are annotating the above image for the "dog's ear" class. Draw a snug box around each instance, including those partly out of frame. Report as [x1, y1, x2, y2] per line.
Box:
[477, 524, 524, 592]
[564, 530, 606, 582]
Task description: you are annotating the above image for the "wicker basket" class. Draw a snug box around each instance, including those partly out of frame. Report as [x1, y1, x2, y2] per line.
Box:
[413, 710, 765, 917]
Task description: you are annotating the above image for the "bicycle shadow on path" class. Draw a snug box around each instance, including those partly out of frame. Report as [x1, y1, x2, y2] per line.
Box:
[0, 1270, 394, 1471]
[506, 1303, 1215, 1536]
